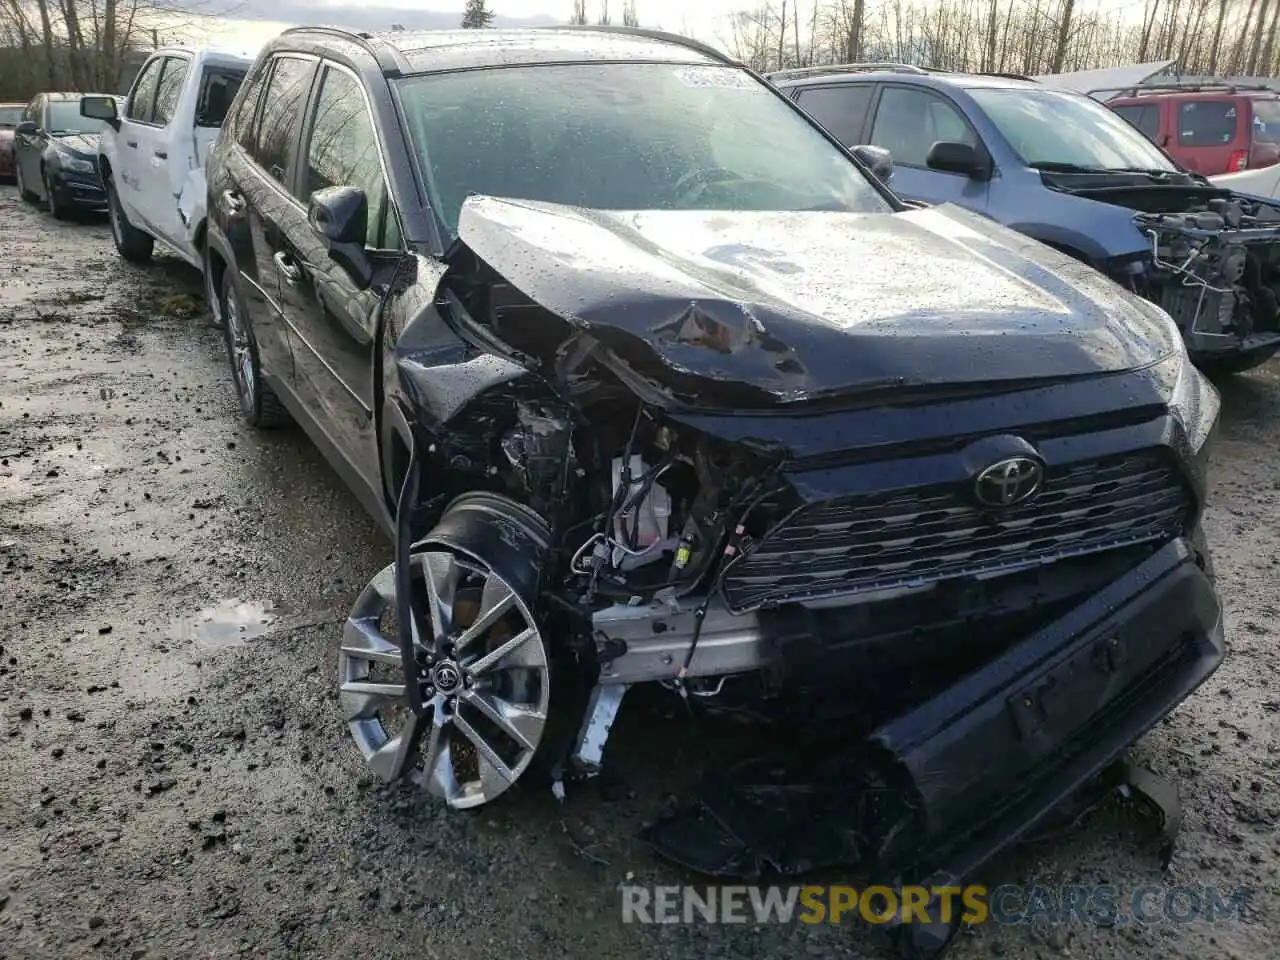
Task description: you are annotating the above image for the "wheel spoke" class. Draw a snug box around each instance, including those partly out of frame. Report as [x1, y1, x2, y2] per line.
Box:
[454, 577, 515, 655]
[465, 627, 537, 676]
[452, 711, 514, 784]
[367, 708, 425, 782]
[340, 617, 402, 666]
[422, 552, 458, 644]
[459, 689, 541, 753]
[339, 679, 405, 721]
[422, 709, 461, 802]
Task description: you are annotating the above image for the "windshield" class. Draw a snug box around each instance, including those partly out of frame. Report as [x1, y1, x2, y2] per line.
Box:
[45, 100, 108, 135]
[968, 87, 1178, 172]
[396, 62, 891, 235]
[0, 106, 22, 127]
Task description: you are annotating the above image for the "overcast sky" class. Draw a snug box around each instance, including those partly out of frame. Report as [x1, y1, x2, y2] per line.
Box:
[170, 0, 755, 54]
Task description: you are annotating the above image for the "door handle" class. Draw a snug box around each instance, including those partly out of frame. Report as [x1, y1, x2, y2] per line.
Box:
[126, 139, 138, 148]
[154, 150, 167, 159]
[273, 250, 302, 285]
[220, 189, 245, 214]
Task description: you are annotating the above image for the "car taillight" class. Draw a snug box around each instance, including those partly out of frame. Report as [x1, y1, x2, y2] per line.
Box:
[1229, 149, 1249, 171]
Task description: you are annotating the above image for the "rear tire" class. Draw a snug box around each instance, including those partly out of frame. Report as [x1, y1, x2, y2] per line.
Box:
[220, 270, 289, 429]
[1198, 344, 1280, 376]
[106, 179, 154, 263]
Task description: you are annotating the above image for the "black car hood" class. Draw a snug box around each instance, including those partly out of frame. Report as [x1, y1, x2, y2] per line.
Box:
[52, 133, 99, 156]
[456, 196, 1180, 408]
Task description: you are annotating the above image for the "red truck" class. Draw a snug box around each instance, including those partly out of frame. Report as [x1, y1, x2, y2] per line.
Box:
[1105, 83, 1280, 175]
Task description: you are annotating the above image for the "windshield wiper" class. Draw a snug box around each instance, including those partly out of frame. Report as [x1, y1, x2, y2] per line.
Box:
[1029, 161, 1109, 173]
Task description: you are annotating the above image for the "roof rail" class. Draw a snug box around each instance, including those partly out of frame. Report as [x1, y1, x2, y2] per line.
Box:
[1095, 80, 1280, 98]
[550, 25, 738, 66]
[279, 24, 409, 76]
[981, 71, 1036, 82]
[766, 61, 927, 82]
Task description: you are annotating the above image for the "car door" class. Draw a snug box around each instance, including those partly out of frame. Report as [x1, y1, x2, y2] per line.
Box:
[791, 83, 876, 150]
[219, 54, 317, 390]
[14, 96, 43, 188]
[132, 53, 192, 246]
[865, 84, 990, 212]
[275, 61, 403, 496]
[115, 55, 164, 222]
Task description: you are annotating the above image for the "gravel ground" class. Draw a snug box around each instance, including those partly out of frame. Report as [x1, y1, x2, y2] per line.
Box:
[1, 183, 1278, 960]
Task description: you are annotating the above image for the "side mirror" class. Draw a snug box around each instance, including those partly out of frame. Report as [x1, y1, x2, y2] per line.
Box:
[852, 144, 893, 183]
[926, 141, 991, 179]
[80, 95, 120, 130]
[308, 185, 372, 289]
[15, 120, 36, 136]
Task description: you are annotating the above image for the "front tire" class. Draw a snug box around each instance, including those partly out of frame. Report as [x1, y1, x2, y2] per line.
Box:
[105, 179, 154, 263]
[220, 270, 289, 429]
[43, 169, 65, 220]
[16, 163, 37, 203]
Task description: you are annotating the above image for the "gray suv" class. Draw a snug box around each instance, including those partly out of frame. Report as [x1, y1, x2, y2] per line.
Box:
[771, 64, 1280, 374]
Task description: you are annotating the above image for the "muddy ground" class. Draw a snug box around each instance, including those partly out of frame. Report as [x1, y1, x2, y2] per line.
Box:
[1, 183, 1278, 960]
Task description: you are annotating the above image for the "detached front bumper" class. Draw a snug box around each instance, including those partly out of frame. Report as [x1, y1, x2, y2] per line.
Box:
[643, 537, 1224, 888]
[875, 536, 1222, 882]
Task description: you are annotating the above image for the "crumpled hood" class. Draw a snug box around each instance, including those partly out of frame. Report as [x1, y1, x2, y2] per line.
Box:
[456, 196, 1181, 407]
[52, 133, 99, 156]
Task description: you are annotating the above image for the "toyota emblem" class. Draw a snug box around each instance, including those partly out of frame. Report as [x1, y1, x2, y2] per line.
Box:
[973, 456, 1043, 507]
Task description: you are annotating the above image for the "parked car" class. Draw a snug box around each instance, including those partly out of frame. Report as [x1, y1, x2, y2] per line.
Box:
[1105, 84, 1280, 175]
[770, 65, 1280, 373]
[81, 45, 253, 321]
[206, 26, 1223, 903]
[0, 102, 23, 182]
[1211, 161, 1280, 198]
[12, 92, 114, 218]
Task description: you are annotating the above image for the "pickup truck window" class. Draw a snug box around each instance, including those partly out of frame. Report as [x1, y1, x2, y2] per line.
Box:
[197, 69, 245, 128]
[127, 57, 164, 123]
[153, 57, 190, 127]
[304, 66, 399, 249]
[254, 56, 314, 186]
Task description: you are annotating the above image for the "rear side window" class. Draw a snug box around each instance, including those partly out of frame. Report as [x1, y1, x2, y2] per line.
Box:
[304, 66, 400, 249]
[252, 56, 314, 185]
[795, 85, 874, 146]
[127, 57, 164, 123]
[1251, 99, 1280, 145]
[197, 69, 245, 128]
[1178, 100, 1238, 146]
[869, 85, 977, 168]
[1112, 104, 1160, 141]
[152, 57, 190, 127]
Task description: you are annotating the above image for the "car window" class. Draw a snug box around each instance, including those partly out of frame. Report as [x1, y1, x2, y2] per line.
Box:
[794, 84, 874, 146]
[196, 68, 245, 128]
[869, 86, 977, 168]
[23, 97, 39, 125]
[304, 66, 400, 249]
[252, 56, 314, 186]
[397, 62, 891, 237]
[230, 61, 268, 149]
[152, 57, 190, 127]
[45, 100, 108, 135]
[127, 57, 164, 123]
[968, 87, 1177, 172]
[1250, 99, 1280, 145]
[1178, 100, 1238, 146]
[0, 106, 23, 127]
[1112, 104, 1160, 141]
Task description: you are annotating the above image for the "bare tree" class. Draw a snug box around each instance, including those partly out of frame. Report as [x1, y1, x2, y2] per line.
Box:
[461, 0, 496, 29]
[597, 0, 611, 25]
[622, 0, 638, 26]
[569, 0, 588, 24]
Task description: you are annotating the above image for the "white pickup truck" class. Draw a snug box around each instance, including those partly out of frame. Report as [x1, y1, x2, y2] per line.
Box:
[81, 45, 256, 316]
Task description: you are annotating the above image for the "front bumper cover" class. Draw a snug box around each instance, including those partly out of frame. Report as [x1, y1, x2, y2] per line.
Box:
[50, 170, 106, 209]
[640, 537, 1223, 887]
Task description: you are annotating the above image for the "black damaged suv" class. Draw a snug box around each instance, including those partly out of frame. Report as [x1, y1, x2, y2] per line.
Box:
[206, 25, 1224, 905]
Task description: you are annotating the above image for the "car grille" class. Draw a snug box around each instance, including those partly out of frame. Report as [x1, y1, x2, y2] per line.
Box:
[721, 452, 1192, 612]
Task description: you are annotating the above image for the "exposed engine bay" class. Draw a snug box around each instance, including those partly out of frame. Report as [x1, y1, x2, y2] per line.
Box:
[1127, 194, 1280, 352]
[354, 196, 1227, 957]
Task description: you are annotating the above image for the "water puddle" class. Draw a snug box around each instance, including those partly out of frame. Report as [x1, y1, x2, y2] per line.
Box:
[180, 598, 280, 649]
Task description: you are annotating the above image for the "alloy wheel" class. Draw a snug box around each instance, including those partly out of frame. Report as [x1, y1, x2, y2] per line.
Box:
[223, 284, 256, 413]
[339, 552, 550, 808]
